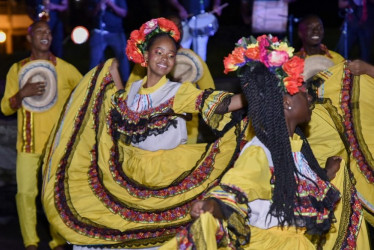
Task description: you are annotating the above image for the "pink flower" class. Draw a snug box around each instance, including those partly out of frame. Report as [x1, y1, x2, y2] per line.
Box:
[143, 19, 158, 35]
[268, 50, 289, 67]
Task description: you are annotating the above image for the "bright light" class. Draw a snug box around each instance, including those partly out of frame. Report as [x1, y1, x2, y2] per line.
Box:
[0, 31, 6, 43]
[71, 26, 89, 44]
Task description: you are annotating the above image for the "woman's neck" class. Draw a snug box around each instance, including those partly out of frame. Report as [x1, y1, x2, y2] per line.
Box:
[145, 72, 163, 88]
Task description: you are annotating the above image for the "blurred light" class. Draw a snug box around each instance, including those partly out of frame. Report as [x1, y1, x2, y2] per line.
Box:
[0, 31, 6, 43]
[71, 26, 89, 44]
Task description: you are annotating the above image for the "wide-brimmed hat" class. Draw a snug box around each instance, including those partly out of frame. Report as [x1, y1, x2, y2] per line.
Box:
[303, 55, 334, 81]
[170, 48, 204, 83]
[18, 60, 57, 112]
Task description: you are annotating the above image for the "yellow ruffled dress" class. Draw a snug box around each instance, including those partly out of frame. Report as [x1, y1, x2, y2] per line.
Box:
[162, 135, 339, 249]
[315, 61, 374, 227]
[41, 59, 242, 248]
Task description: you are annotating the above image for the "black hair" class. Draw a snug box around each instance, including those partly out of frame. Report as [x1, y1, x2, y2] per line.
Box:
[28, 20, 49, 34]
[239, 62, 329, 229]
[145, 32, 180, 52]
[298, 14, 323, 32]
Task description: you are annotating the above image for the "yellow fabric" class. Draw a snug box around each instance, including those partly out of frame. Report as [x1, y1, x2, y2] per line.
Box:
[328, 50, 345, 65]
[161, 213, 315, 250]
[1, 57, 82, 154]
[306, 103, 370, 249]
[2, 57, 81, 248]
[245, 226, 314, 250]
[15, 152, 41, 247]
[317, 63, 374, 222]
[41, 58, 239, 247]
[160, 212, 222, 250]
[221, 145, 272, 202]
[126, 52, 215, 144]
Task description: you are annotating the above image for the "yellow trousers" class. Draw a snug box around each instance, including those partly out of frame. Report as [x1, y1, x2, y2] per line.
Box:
[16, 152, 65, 248]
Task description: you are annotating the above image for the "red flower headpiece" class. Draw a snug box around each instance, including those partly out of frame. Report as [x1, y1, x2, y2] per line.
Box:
[223, 34, 305, 95]
[126, 18, 181, 67]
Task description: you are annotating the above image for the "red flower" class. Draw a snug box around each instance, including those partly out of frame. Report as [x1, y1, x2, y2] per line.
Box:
[244, 47, 260, 60]
[282, 56, 304, 78]
[158, 18, 181, 41]
[129, 30, 145, 43]
[283, 75, 303, 95]
[231, 47, 246, 64]
[223, 54, 239, 74]
[126, 40, 144, 64]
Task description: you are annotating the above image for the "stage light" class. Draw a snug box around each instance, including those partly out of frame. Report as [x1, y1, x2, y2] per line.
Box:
[0, 31, 6, 43]
[71, 26, 89, 44]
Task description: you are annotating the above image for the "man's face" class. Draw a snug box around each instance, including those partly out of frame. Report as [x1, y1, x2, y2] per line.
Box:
[298, 17, 324, 47]
[27, 22, 52, 52]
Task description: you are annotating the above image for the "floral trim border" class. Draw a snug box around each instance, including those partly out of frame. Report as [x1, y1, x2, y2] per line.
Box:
[340, 65, 374, 183]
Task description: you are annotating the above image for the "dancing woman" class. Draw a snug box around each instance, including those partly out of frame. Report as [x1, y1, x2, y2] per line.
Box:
[162, 35, 342, 249]
[41, 18, 245, 248]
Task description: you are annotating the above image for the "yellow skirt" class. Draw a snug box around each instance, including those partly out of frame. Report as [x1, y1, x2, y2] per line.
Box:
[41, 59, 241, 248]
[160, 212, 314, 250]
[318, 62, 374, 223]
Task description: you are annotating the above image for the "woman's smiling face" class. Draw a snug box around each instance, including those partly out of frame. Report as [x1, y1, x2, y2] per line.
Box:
[144, 35, 177, 79]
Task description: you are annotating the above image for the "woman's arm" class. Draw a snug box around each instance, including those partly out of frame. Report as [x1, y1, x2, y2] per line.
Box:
[228, 93, 247, 112]
[109, 59, 125, 90]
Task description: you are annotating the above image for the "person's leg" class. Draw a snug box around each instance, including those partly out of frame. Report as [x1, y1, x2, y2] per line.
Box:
[336, 21, 359, 59]
[89, 31, 106, 70]
[49, 224, 66, 250]
[192, 35, 209, 61]
[357, 25, 372, 62]
[108, 32, 130, 82]
[15, 153, 41, 248]
[50, 21, 64, 58]
[181, 21, 193, 49]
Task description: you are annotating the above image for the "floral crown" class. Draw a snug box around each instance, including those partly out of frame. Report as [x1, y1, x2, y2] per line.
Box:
[223, 34, 305, 95]
[126, 18, 181, 67]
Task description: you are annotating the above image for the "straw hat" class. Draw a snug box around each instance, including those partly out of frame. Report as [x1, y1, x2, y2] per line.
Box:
[18, 60, 57, 112]
[170, 48, 204, 83]
[303, 55, 334, 81]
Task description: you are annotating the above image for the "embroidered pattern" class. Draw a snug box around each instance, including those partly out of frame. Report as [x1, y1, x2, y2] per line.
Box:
[111, 92, 178, 143]
[340, 65, 374, 183]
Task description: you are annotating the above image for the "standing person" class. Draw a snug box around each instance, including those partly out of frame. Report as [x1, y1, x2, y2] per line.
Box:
[47, 0, 68, 58]
[296, 14, 345, 64]
[41, 17, 246, 248]
[88, 0, 130, 82]
[167, 0, 222, 61]
[0, 20, 82, 250]
[162, 34, 341, 249]
[336, 0, 374, 61]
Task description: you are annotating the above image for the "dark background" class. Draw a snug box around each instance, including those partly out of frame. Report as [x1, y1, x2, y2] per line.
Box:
[0, 0, 373, 249]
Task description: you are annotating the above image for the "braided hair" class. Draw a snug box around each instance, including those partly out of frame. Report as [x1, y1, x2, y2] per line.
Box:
[239, 62, 329, 228]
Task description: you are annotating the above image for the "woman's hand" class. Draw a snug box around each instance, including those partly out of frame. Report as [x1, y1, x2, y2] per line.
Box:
[325, 156, 342, 181]
[190, 199, 224, 220]
[109, 59, 124, 90]
[346, 60, 374, 77]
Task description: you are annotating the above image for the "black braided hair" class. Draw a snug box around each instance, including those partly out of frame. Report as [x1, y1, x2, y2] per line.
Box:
[239, 62, 329, 229]
[239, 62, 298, 227]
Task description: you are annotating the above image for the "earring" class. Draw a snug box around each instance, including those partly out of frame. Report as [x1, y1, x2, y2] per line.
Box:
[288, 106, 292, 110]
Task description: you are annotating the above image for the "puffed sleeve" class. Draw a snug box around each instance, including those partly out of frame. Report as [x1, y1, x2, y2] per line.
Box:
[1, 62, 20, 116]
[173, 82, 233, 129]
[205, 145, 272, 218]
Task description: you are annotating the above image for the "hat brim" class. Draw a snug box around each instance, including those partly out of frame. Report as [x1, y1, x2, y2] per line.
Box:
[303, 55, 335, 81]
[18, 60, 57, 112]
[170, 48, 204, 84]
